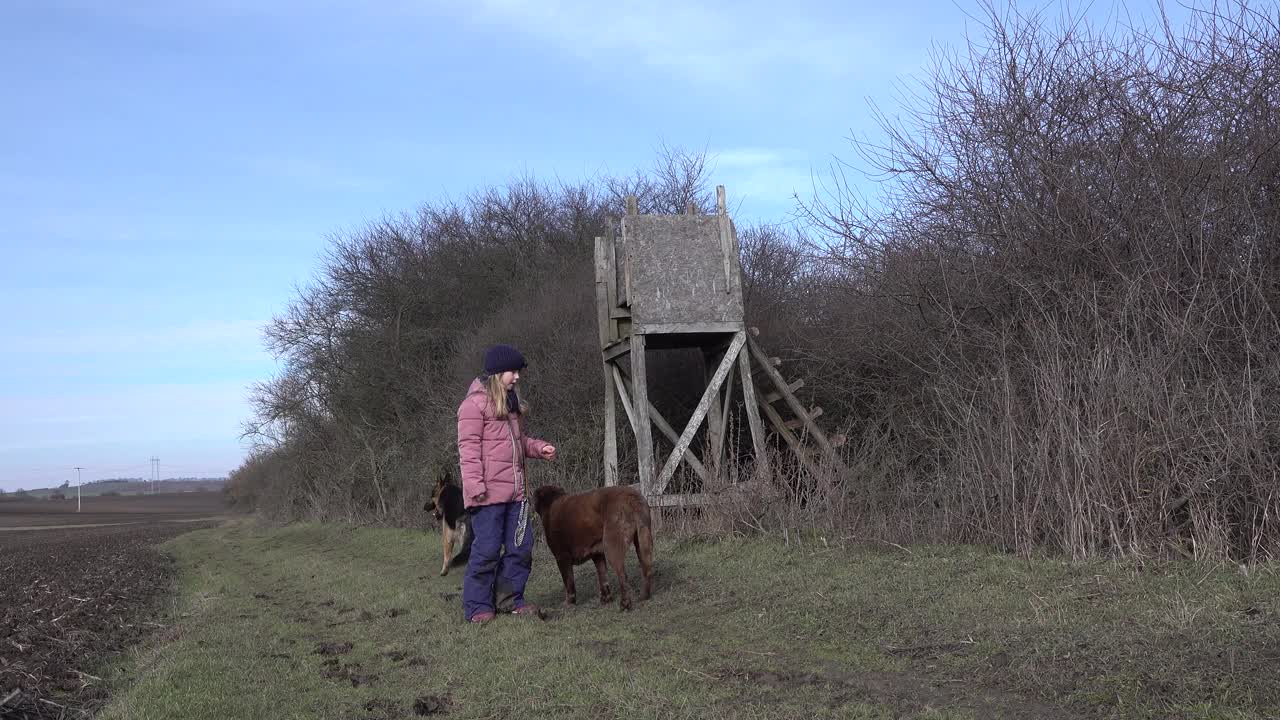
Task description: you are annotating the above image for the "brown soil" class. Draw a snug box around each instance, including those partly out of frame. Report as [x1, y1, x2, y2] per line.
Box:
[0, 519, 219, 719]
[0, 492, 229, 529]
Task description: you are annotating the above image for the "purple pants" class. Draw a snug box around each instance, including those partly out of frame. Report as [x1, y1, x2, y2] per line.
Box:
[463, 501, 534, 620]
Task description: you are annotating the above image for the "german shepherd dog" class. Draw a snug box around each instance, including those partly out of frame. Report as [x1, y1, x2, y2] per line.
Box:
[423, 469, 472, 576]
[532, 484, 654, 611]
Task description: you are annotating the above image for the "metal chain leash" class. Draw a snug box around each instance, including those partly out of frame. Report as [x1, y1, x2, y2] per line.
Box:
[508, 416, 530, 547]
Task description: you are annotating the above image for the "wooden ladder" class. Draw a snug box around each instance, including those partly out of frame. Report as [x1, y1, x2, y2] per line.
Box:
[745, 327, 846, 477]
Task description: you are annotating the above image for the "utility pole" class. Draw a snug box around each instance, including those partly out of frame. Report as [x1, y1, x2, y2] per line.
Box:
[74, 466, 83, 512]
[150, 456, 159, 494]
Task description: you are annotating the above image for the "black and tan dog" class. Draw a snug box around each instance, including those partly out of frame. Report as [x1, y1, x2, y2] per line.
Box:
[423, 469, 472, 576]
[532, 484, 654, 611]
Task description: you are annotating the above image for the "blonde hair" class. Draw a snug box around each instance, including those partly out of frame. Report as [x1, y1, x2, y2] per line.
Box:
[483, 374, 527, 416]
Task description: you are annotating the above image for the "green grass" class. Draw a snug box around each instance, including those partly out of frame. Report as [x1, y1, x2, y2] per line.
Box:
[99, 521, 1280, 720]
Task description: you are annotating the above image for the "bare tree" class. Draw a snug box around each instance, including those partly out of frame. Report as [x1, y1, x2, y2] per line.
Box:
[790, 0, 1280, 560]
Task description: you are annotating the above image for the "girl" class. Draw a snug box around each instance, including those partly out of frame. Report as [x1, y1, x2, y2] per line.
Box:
[456, 343, 556, 623]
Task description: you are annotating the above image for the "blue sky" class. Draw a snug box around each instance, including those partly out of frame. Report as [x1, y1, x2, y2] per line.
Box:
[0, 1, 1186, 490]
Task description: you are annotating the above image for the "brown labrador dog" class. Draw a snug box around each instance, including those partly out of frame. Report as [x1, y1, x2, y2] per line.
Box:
[532, 484, 654, 611]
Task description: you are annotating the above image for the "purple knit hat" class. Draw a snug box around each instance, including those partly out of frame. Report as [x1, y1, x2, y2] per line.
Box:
[483, 344, 527, 375]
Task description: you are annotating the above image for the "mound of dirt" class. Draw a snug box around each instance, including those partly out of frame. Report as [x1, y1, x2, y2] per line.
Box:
[413, 694, 452, 716]
[315, 641, 354, 656]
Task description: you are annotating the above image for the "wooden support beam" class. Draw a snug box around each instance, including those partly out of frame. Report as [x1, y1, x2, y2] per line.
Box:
[594, 237, 618, 486]
[716, 185, 733, 293]
[703, 348, 726, 475]
[630, 334, 654, 494]
[602, 369, 619, 486]
[602, 338, 631, 363]
[611, 365, 637, 434]
[738, 341, 770, 480]
[616, 215, 632, 309]
[750, 356, 782, 380]
[714, 351, 736, 471]
[633, 321, 744, 335]
[747, 337, 835, 456]
[649, 411, 709, 484]
[607, 223, 625, 322]
[594, 236, 609, 348]
[763, 379, 805, 404]
[654, 331, 746, 495]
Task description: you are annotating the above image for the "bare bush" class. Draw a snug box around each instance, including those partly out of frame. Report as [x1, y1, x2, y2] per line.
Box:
[794, 1, 1280, 560]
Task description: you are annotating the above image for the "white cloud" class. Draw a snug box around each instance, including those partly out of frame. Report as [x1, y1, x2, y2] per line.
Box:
[53, 1, 887, 92]
[442, 0, 876, 90]
[710, 146, 817, 220]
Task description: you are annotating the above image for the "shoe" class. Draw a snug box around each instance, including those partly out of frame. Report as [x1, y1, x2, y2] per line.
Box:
[468, 611, 495, 624]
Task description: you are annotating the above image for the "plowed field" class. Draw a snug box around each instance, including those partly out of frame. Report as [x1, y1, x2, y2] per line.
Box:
[0, 493, 229, 718]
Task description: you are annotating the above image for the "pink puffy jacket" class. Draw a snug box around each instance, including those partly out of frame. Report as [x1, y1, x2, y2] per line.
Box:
[456, 378, 550, 508]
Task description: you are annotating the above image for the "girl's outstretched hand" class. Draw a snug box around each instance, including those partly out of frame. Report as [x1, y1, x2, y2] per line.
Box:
[541, 444, 557, 460]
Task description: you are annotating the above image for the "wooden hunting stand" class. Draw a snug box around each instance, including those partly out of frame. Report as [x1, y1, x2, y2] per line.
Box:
[594, 186, 842, 509]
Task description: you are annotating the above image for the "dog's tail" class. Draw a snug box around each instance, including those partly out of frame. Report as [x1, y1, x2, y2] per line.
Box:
[635, 522, 655, 563]
[635, 511, 655, 599]
[450, 522, 473, 568]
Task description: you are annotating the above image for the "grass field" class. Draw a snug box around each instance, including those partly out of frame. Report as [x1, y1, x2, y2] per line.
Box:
[97, 520, 1279, 720]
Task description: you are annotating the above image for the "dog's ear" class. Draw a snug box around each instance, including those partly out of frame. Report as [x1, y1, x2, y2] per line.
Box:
[532, 484, 564, 515]
[438, 466, 455, 487]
